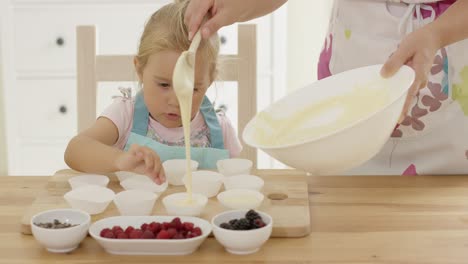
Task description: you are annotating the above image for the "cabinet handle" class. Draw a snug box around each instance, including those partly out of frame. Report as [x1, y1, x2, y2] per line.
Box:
[56, 37, 65, 47]
[59, 105, 67, 114]
[220, 35, 227, 45]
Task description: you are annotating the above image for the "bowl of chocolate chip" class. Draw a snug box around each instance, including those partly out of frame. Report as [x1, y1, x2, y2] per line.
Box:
[31, 208, 91, 253]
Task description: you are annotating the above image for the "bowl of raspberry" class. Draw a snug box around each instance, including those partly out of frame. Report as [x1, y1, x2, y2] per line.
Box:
[88, 215, 211, 255]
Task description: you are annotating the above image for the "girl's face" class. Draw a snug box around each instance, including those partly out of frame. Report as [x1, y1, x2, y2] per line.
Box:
[135, 50, 212, 128]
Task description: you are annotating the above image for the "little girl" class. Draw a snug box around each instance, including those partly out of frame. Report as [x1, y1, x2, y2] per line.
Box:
[64, 0, 242, 184]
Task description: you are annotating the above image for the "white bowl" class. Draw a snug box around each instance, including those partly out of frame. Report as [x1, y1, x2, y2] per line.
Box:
[113, 190, 158, 216]
[68, 174, 109, 190]
[120, 175, 168, 194]
[64, 185, 115, 215]
[162, 192, 208, 217]
[217, 189, 264, 210]
[89, 215, 212, 255]
[216, 159, 253, 176]
[212, 210, 273, 255]
[31, 208, 91, 253]
[182, 170, 224, 198]
[223, 174, 264, 191]
[114, 171, 137, 182]
[243, 64, 415, 175]
[163, 159, 199, 186]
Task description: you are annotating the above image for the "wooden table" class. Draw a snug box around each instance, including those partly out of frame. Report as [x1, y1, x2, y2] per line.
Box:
[3, 174, 468, 263]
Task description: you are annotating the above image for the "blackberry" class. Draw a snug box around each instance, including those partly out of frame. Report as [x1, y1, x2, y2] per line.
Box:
[232, 218, 251, 230]
[246, 210, 261, 222]
[220, 223, 232, 230]
[229, 219, 238, 226]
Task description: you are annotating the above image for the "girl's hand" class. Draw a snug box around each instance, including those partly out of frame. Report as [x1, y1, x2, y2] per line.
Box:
[381, 26, 440, 123]
[114, 144, 166, 184]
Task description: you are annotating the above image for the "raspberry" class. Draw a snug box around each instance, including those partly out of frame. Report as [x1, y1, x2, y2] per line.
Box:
[183, 222, 194, 231]
[173, 233, 185, 239]
[112, 225, 124, 233]
[220, 223, 232, 230]
[156, 230, 171, 239]
[102, 231, 115, 239]
[114, 230, 124, 237]
[253, 218, 266, 228]
[167, 228, 177, 238]
[129, 229, 143, 239]
[117, 232, 129, 239]
[148, 222, 161, 233]
[171, 217, 183, 230]
[246, 210, 261, 222]
[140, 223, 149, 231]
[100, 228, 111, 237]
[142, 230, 155, 239]
[162, 222, 171, 230]
[192, 227, 202, 237]
[124, 226, 135, 235]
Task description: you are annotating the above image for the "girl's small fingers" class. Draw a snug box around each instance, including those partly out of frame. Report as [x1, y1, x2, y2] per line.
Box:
[158, 167, 166, 184]
[140, 149, 154, 173]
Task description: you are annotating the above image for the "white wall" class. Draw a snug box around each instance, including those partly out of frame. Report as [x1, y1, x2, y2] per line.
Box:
[0, 51, 7, 175]
[287, 0, 333, 93]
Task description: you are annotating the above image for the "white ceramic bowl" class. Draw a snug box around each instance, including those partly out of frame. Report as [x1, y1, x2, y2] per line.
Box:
[64, 185, 115, 215]
[216, 158, 253, 176]
[223, 174, 264, 191]
[243, 64, 415, 175]
[217, 189, 264, 210]
[68, 174, 109, 190]
[89, 215, 212, 255]
[120, 175, 168, 194]
[162, 193, 208, 217]
[212, 210, 273, 255]
[163, 159, 199, 186]
[31, 208, 91, 253]
[114, 171, 137, 182]
[113, 190, 158, 216]
[182, 170, 224, 198]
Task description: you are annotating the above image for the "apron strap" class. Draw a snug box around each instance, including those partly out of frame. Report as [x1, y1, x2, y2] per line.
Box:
[200, 96, 225, 149]
[131, 91, 150, 136]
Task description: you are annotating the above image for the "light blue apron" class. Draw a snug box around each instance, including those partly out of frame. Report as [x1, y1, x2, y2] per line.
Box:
[124, 92, 229, 169]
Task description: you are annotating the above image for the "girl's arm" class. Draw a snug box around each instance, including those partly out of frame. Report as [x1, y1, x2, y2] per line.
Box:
[64, 117, 165, 184]
[65, 117, 121, 172]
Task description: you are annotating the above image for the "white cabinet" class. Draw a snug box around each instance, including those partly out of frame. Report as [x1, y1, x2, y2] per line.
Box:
[1, 0, 287, 175]
[17, 79, 77, 139]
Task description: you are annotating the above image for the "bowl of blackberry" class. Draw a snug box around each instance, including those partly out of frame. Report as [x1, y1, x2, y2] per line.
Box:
[211, 209, 273, 255]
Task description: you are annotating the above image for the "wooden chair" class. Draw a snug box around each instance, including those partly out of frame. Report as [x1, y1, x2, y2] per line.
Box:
[76, 24, 258, 168]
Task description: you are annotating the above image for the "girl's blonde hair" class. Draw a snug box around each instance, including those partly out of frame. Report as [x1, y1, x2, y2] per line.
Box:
[136, 0, 220, 82]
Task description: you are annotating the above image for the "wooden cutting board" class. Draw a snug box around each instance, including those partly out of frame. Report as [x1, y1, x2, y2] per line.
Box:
[21, 169, 311, 238]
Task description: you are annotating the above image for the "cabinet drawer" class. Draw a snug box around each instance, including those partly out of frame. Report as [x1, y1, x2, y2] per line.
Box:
[16, 79, 77, 139]
[16, 141, 69, 176]
[218, 26, 237, 55]
[14, 3, 168, 74]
